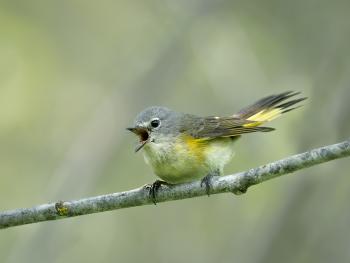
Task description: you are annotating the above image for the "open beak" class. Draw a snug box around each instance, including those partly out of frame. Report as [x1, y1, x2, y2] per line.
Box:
[126, 126, 150, 152]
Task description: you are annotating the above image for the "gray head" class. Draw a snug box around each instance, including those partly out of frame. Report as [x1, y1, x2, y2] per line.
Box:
[127, 106, 183, 152]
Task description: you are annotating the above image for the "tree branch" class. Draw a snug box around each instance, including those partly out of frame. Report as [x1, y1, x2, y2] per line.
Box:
[1, 139, 349, 229]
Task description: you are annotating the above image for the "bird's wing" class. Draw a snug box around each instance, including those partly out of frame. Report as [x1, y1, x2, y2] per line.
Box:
[181, 91, 306, 140]
[181, 115, 274, 140]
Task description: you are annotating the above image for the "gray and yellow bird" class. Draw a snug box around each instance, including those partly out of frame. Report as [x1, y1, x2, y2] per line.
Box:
[127, 91, 306, 202]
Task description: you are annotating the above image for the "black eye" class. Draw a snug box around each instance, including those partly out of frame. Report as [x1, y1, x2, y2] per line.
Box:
[150, 118, 160, 128]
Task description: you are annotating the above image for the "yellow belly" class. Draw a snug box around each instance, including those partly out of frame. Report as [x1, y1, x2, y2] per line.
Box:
[143, 135, 236, 184]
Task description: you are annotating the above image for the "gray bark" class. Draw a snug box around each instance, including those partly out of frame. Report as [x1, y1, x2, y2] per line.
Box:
[1, 139, 349, 229]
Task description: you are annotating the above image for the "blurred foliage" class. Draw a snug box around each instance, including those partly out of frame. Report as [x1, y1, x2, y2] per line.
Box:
[0, 0, 350, 262]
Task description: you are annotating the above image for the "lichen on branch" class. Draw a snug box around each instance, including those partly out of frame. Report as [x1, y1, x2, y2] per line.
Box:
[0, 139, 349, 230]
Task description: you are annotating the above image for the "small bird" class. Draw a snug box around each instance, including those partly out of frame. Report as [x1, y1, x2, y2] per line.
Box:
[127, 91, 306, 203]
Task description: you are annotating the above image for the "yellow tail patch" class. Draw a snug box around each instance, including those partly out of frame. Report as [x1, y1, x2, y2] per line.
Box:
[243, 108, 282, 128]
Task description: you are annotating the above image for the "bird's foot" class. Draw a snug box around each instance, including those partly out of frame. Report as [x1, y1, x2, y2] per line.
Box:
[200, 170, 220, 196]
[146, 180, 169, 205]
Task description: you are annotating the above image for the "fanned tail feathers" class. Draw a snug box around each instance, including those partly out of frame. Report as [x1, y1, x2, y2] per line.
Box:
[235, 91, 307, 128]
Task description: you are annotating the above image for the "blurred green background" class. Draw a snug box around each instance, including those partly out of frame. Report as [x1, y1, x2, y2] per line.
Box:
[0, 0, 350, 262]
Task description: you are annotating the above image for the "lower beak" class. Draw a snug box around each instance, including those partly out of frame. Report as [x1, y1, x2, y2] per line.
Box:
[126, 127, 150, 152]
[134, 139, 149, 152]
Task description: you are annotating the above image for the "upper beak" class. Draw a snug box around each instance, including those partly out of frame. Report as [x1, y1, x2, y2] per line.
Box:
[126, 126, 150, 152]
[126, 127, 140, 134]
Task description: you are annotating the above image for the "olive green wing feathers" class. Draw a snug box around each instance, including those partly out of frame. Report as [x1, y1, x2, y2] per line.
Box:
[182, 91, 306, 140]
[182, 116, 274, 139]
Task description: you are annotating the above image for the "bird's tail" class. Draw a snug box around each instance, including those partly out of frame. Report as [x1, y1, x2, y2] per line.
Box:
[235, 91, 307, 128]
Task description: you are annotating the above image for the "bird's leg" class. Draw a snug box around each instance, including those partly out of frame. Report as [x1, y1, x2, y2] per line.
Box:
[146, 180, 170, 205]
[201, 169, 220, 196]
